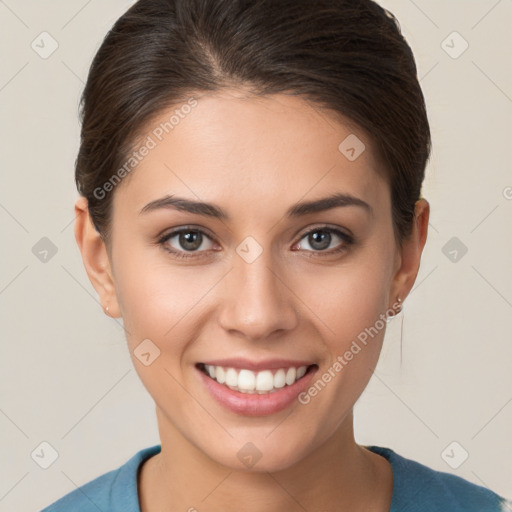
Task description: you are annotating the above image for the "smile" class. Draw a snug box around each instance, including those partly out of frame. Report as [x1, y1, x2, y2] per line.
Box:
[196, 361, 319, 416]
[198, 363, 314, 394]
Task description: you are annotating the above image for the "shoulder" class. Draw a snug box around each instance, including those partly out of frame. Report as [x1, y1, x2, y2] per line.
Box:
[367, 445, 512, 512]
[39, 445, 161, 512]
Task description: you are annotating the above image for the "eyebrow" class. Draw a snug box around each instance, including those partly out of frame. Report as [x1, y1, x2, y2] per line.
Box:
[139, 192, 373, 219]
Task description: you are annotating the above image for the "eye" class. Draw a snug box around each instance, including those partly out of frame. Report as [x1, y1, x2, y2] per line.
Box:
[157, 227, 216, 259]
[294, 226, 354, 256]
[157, 225, 354, 260]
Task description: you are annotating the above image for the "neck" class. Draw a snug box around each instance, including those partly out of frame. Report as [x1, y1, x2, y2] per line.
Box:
[138, 407, 392, 512]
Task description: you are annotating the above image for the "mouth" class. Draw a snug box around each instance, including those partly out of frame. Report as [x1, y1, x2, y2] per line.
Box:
[196, 362, 318, 394]
[195, 360, 319, 416]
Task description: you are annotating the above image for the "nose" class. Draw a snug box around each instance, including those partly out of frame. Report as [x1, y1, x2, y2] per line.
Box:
[217, 248, 299, 341]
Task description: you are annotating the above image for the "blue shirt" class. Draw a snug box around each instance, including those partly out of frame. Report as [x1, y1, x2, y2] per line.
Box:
[40, 444, 511, 511]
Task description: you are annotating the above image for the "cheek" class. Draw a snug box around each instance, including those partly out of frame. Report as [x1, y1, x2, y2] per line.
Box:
[299, 256, 392, 341]
[112, 246, 195, 341]
[294, 262, 392, 419]
[113, 259, 204, 402]
[113, 250, 228, 374]
[293, 247, 394, 409]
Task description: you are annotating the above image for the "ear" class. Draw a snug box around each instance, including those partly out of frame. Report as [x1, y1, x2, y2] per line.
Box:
[74, 196, 121, 318]
[390, 198, 430, 307]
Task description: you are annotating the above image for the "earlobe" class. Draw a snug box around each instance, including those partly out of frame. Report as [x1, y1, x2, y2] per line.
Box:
[74, 196, 121, 318]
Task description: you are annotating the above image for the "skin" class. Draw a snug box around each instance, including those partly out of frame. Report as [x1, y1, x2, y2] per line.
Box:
[74, 88, 429, 511]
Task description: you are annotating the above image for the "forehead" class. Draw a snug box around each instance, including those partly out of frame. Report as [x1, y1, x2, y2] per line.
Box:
[112, 89, 389, 219]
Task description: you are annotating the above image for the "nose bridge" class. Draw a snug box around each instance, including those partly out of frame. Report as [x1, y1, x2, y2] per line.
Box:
[218, 242, 298, 339]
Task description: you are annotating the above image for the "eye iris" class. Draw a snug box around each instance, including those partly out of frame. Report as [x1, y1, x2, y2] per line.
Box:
[309, 230, 331, 250]
[180, 231, 202, 251]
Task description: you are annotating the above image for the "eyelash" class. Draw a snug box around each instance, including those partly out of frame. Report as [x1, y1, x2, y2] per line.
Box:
[157, 225, 355, 261]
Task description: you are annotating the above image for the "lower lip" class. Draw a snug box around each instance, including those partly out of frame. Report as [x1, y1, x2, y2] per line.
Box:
[197, 365, 318, 416]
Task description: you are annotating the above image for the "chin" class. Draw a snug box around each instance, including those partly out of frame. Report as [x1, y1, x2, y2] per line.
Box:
[198, 432, 316, 474]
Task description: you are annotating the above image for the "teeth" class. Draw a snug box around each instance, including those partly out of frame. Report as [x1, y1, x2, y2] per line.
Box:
[285, 367, 296, 385]
[216, 366, 226, 384]
[296, 366, 307, 379]
[273, 369, 286, 388]
[255, 370, 273, 391]
[239, 369, 256, 391]
[225, 368, 238, 387]
[203, 364, 310, 393]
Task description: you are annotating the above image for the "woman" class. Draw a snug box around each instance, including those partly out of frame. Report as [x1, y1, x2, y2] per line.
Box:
[41, 0, 511, 510]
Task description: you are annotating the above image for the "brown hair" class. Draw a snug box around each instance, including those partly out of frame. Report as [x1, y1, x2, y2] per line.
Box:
[75, 0, 431, 248]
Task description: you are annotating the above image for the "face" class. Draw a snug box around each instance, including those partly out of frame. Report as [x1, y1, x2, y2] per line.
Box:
[84, 89, 410, 472]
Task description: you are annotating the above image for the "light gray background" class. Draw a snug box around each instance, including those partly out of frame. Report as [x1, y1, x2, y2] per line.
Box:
[1, 1, 511, 510]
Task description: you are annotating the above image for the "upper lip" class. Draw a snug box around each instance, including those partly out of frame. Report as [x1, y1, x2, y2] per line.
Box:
[199, 358, 317, 372]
